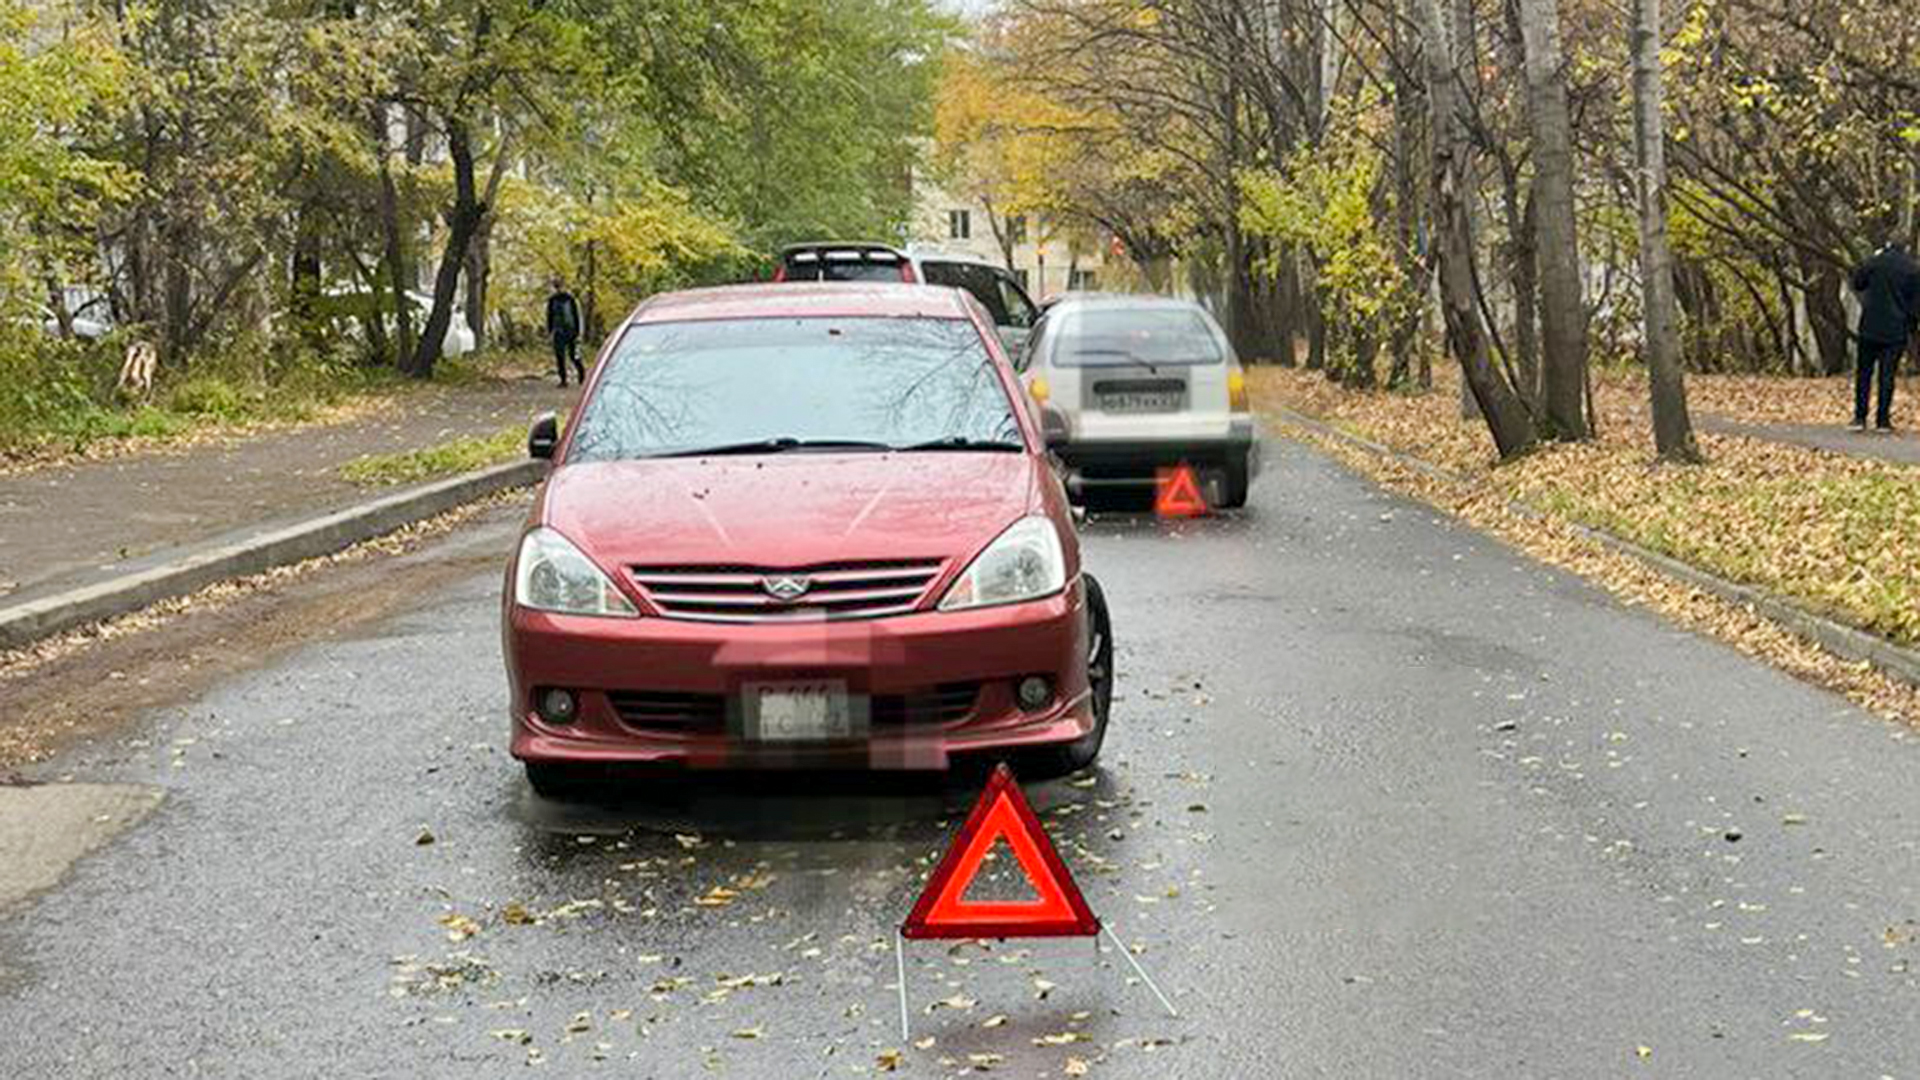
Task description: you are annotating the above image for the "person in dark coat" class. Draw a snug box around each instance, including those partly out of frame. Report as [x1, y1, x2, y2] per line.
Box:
[545, 278, 586, 387]
[1848, 240, 1918, 432]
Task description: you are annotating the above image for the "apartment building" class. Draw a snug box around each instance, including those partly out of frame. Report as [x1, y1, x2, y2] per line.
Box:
[905, 170, 1117, 300]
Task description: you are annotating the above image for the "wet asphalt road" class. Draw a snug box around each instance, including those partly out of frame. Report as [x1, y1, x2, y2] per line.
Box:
[3, 440, 1920, 1078]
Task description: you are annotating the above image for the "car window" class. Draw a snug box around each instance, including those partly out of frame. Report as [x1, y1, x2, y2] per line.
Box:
[1047, 306, 1225, 366]
[921, 261, 1014, 326]
[996, 273, 1038, 330]
[569, 317, 1022, 461]
[781, 257, 907, 283]
[1013, 316, 1042, 372]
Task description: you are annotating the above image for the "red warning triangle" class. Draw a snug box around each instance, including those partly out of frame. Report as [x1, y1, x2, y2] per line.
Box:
[1154, 464, 1208, 518]
[902, 763, 1099, 939]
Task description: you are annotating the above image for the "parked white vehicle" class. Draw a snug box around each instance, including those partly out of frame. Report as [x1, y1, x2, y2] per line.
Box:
[40, 286, 115, 340]
[404, 291, 476, 357]
[322, 285, 474, 357]
[1018, 294, 1261, 508]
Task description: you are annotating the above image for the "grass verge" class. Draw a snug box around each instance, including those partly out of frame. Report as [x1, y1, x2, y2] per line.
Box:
[339, 424, 527, 486]
[0, 338, 544, 473]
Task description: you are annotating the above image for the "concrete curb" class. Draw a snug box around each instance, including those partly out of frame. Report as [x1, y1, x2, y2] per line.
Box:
[1271, 405, 1920, 692]
[0, 459, 544, 652]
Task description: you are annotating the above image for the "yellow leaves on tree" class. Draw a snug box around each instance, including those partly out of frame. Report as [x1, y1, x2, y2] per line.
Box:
[932, 46, 1089, 231]
[491, 177, 747, 329]
[1238, 98, 1409, 338]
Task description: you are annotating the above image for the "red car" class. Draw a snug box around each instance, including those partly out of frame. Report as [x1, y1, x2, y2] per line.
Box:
[503, 283, 1114, 796]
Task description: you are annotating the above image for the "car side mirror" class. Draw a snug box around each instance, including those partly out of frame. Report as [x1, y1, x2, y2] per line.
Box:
[1039, 405, 1070, 452]
[528, 411, 560, 460]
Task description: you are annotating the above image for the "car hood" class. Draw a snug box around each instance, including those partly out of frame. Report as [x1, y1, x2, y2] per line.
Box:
[542, 452, 1042, 569]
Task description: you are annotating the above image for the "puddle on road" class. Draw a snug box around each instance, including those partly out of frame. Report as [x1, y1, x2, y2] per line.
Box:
[0, 782, 164, 911]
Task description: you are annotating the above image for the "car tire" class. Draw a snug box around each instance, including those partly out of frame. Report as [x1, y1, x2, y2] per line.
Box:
[1027, 574, 1113, 779]
[1219, 452, 1251, 509]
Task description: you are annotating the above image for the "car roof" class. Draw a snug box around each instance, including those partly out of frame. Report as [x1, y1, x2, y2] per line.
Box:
[907, 247, 998, 268]
[1043, 292, 1198, 312]
[779, 241, 905, 258]
[632, 283, 976, 324]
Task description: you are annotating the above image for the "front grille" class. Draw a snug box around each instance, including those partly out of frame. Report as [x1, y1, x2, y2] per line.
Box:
[628, 559, 946, 622]
[606, 691, 725, 730]
[872, 683, 982, 727]
[605, 684, 982, 733]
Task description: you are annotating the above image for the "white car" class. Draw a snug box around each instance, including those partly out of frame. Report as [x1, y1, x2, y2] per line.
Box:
[404, 291, 476, 358]
[322, 285, 474, 358]
[1018, 295, 1261, 508]
[40, 286, 115, 340]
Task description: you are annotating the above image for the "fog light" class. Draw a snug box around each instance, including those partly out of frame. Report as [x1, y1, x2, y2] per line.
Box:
[1016, 675, 1053, 711]
[538, 687, 578, 725]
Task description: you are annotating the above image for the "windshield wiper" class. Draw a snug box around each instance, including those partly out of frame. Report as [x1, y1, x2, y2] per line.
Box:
[650, 437, 893, 458]
[893, 436, 1025, 452]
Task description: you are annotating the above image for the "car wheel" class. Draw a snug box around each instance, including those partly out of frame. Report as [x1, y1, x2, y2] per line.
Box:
[1219, 452, 1251, 509]
[1028, 574, 1113, 779]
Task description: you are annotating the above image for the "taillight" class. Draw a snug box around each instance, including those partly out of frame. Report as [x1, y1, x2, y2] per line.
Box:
[772, 265, 788, 282]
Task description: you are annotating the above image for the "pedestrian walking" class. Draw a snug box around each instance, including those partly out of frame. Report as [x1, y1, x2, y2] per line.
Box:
[1848, 239, 1918, 432]
[545, 278, 586, 387]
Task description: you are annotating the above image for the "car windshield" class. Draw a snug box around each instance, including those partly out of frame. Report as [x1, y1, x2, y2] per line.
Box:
[1050, 305, 1224, 366]
[568, 317, 1023, 461]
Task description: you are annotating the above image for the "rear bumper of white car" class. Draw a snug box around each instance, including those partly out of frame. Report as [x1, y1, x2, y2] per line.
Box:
[1057, 417, 1259, 474]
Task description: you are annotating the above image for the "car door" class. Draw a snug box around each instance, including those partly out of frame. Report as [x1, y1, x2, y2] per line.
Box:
[990, 268, 1039, 359]
[921, 260, 1037, 357]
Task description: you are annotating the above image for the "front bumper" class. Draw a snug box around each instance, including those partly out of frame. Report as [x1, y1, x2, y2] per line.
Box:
[504, 582, 1093, 771]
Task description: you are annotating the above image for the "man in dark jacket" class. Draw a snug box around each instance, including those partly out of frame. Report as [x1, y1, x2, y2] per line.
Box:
[545, 278, 585, 387]
[1849, 241, 1918, 432]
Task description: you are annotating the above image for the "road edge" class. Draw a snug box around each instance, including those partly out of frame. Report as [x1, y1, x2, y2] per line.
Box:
[1272, 405, 1920, 691]
[0, 460, 543, 651]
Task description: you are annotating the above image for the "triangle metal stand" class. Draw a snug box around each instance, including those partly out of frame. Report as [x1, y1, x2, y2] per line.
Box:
[893, 924, 1178, 1041]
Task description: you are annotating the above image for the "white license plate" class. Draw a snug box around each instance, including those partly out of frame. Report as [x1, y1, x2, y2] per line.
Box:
[745, 682, 852, 742]
[1100, 391, 1182, 413]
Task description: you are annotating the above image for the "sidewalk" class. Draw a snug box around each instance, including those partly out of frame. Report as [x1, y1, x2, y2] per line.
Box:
[1697, 415, 1920, 465]
[0, 372, 574, 611]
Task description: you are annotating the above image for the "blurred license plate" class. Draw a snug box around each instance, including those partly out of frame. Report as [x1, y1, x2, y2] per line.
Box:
[746, 682, 851, 742]
[1100, 390, 1182, 413]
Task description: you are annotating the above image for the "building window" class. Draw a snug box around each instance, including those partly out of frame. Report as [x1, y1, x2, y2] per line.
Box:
[1069, 269, 1097, 291]
[948, 209, 971, 240]
[1007, 215, 1028, 245]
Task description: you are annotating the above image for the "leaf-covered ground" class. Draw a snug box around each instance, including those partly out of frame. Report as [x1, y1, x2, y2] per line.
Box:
[1252, 365, 1920, 727]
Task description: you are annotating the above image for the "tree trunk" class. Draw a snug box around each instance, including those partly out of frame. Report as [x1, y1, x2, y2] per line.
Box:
[1387, 11, 1430, 389]
[1502, 175, 1542, 404]
[1630, 0, 1701, 463]
[1517, 0, 1590, 439]
[407, 119, 484, 379]
[291, 204, 324, 353]
[464, 222, 490, 350]
[373, 105, 414, 368]
[1414, 0, 1538, 458]
[43, 272, 75, 339]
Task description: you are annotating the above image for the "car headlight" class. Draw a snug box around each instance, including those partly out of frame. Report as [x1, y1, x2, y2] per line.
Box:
[513, 527, 638, 617]
[938, 516, 1067, 611]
